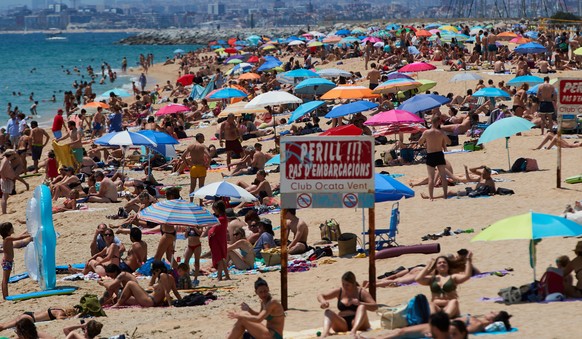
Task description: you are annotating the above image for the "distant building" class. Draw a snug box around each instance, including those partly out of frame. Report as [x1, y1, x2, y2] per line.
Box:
[207, 2, 225, 16]
[31, 0, 47, 10]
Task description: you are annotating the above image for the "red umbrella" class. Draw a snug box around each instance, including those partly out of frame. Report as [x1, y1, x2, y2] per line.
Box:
[247, 56, 260, 63]
[155, 104, 190, 116]
[224, 48, 238, 54]
[398, 62, 436, 73]
[209, 41, 218, 46]
[228, 37, 237, 46]
[320, 124, 363, 136]
[176, 74, 194, 86]
[415, 29, 433, 38]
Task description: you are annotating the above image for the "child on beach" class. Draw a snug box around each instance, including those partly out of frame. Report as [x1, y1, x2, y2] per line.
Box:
[176, 263, 193, 290]
[183, 226, 202, 287]
[45, 150, 58, 181]
[1, 222, 32, 299]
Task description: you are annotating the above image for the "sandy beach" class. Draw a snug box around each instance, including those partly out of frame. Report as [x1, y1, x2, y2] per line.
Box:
[2, 43, 582, 339]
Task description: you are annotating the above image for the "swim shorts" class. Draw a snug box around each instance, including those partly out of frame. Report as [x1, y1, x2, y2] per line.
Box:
[31, 145, 43, 161]
[53, 130, 62, 139]
[539, 101, 554, 114]
[190, 165, 207, 178]
[119, 261, 134, 273]
[488, 44, 498, 52]
[71, 148, 84, 163]
[93, 122, 102, 131]
[0, 178, 15, 195]
[2, 259, 14, 271]
[225, 139, 243, 155]
[426, 151, 446, 167]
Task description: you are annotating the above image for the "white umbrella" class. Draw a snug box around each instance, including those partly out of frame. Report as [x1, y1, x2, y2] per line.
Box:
[245, 91, 302, 108]
[450, 72, 483, 82]
[316, 68, 352, 78]
[190, 181, 257, 203]
[94, 131, 157, 175]
[288, 40, 305, 46]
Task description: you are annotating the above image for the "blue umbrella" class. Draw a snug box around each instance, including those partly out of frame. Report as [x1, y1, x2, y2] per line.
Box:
[507, 75, 544, 87]
[407, 46, 420, 55]
[335, 29, 351, 36]
[257, 61, 281, 72]
[524, 31, 539, 39]
[208, 87, 248, 100]
[425, 23, 440, 29]
[325, 101, 378, 118]
[526, 84, 557, 95]
[288, 100, 326, 123]
[477, 116, 535, 169]
[137, 130, 179, 145]
[375, 173, 415, 202]
[398, 94, 451, 114]
[173, 49, 185, 54]
[386, 24, 400, 30]
[515, 42, 547, 54]
[265, 154, 280, 166]
[473, 87, 511, 99]
[294, 78, 336, 95]
[277, 69, 320, 84]
[387, 72, 414, 80]
[100, 88, 131, 98]
[95, 131, 157, 147]
[217, 39, 227, 45]
[138, 199, 218, 227]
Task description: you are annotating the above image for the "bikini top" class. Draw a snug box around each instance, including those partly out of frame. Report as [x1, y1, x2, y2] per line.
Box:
[337, 288, 362, 312]
[430, 276, 457, 295]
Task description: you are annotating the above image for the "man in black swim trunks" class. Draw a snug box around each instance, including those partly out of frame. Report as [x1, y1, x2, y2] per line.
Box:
[536, 76, 556, 135]
[418, 115, 450, 200]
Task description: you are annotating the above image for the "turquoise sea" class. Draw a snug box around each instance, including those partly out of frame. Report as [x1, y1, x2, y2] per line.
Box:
[0, 32, 200, 127]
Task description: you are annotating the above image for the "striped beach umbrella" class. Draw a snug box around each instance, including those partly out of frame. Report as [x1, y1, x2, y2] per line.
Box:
[138, 199, 218, 227]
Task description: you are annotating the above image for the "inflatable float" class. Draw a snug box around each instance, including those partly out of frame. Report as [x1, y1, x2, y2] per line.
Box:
[565, 175, 582, 184]
[7, 185, 76, 301]
[375, 243, 440, 260]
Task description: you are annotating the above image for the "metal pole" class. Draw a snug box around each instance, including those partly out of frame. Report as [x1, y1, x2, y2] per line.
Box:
[557, 116, 562, 188]
[280, 208, 288, 310]
[506, 137, 511, 171]
[368, 207, 376, 300]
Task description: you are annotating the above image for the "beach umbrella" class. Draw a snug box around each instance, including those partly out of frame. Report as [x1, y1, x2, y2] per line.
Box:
[324, 100, 378, 118]
[155, 104, 190, 116]
[137, 130, 179, 145]
[407, 46, 420, 55]
[229, 62, 253, 75]
[509, 37, 532, 44]
[100, 88, 131, 98]
[415, 79, 437, 92]
[294, 78, 336, 95]
[307, 41, 323, 47]
[239, 72, 260, 80]
[450, 72, 483, 82]
[364, 109, 424, 126]
[362, 37, 382, 43]
[398, 62, 437, 73]
[386, 24, 400, 30]
[139, 199, 218, 227]
[257, 61, 282, 72]
[473, 87, 511, 99]
[374, 123, 426, 136]
[247, 56, 260, 63]
[94, 130, 157, 147]
[226, 58, 243, 64]
[507, 75, 544, 87]
[472, 212, 582, 280]
[316, 68, 352, 78]
[177, 74, 195, 86]
[323, 36, 342, 43]
[320, 86, 379, 100]
[415, 29, 432, 38]
[320, 124, 363, 136]
[207, 87, 247, 100]
[374, 173, 415, 202]
[261, 44, 277, 51]
[515, 42, 546, 54]
[288, 40, 305, 46]
[173, 48, 185, 54]
[83, 102, 109, 109]
[438, 25, 459, 32]
[265, 154, 280, 166]
[277, 69, 320, 84]
[398, 94, 451, 114]
[373, 78, 422, 94]
[288, 101, 326, 123]
[218, 101, 267, 118]
[387, 72, 414, 81]
[425, 23, 440, 29]
[335, 29, 351, 36]
[524, 31, 539, 39]
[497, 31, 518, 40]
[371, 30, 392, 38]
[224, 47, 237, 54]
[245, 91, 302, 108]
[339, 36, 360, 44]
[526, 84, 558, 95]
[351, 27, 366, 34]
[477, 116, 535, 169]
[190, 181, 257, 202]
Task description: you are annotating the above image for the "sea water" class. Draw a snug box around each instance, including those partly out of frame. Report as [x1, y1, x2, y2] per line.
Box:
[0, 32, 201, 127]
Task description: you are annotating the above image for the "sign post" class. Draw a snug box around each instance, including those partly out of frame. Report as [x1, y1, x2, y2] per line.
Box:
[280, 136, 376, 308]
[556, 78, 582, 188]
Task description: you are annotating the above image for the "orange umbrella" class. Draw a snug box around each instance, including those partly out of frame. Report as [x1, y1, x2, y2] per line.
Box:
[83, 102, 110, 109]
[323, 36, 342, 43]
[239, 73, 260, 80]
[320, 86, 380, 100]
[510, 37, 532, 44]
[497, 32, 518, 40]
[415, 29, 432, 38]
[228, 37, 237, 46]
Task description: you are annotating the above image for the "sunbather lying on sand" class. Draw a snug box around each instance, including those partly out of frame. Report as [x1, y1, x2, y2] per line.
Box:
[0, 306, 79, 331]
[421, 166, 495, 199]
[534, 130, 582, 150]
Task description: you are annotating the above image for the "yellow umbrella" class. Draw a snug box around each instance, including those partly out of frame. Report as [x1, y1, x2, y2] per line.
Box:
[214, 48, 225, 53]
[262, 44, 277, 50]
[307, 41, 323, 47]
[219, 101, 268, 117]
[574, 47, 582, 56]
[439, 25, 458, 33]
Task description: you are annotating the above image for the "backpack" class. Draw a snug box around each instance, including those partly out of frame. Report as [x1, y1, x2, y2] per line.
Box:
[511, 157, 527, 172]
[538, 269, 565, 300]
[405, 294, 430, 326]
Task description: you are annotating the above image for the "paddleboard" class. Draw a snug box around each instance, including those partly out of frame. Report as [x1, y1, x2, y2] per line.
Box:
[6, 287, 77, 301]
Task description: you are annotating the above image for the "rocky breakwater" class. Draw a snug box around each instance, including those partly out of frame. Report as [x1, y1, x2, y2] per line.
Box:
[117, 26, 325, 45]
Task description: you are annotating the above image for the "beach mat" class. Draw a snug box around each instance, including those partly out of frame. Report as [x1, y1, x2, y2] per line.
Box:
[5, 286, 77, 301]
[473, 328, 518, 336]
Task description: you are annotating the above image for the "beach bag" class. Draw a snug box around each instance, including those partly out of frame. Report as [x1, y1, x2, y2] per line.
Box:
[496, 187, 515, 195]
[519, 281, 541, 302]
[76, 294, 106, 317]
[378, 303, 408, 329]
[511, 158, 527, 172]
[538, 269, 565, 299]
[319, 219, 341, 241]
[498, 286, 521, 304]
[405, 294, 430, 326]
[525, 158, 539, 172]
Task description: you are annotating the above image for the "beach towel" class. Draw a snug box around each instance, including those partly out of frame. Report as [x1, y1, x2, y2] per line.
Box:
[444, 149, 471, 155]
[473, 328, 518, 336]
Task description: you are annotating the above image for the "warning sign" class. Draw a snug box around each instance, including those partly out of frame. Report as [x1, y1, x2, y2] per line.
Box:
[343, 193, 358, 208]
[557, 78, 582, 114]
[296, 193, 312, 208]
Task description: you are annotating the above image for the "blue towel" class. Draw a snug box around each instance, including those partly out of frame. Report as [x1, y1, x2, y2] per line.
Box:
[9, 273, 29, 283]
[473, 328, 518, 336]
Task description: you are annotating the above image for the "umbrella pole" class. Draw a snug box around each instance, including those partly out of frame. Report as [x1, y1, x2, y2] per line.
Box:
[361, 208, 366, 252]
[506, 137, 511, 171]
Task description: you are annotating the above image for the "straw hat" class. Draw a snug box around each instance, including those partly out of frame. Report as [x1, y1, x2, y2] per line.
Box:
[574, 241, 582, 253]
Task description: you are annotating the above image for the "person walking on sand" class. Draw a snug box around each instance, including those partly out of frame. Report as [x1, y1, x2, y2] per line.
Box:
[0, 150, 18, 214]
[30, 121, 50, 173]
[220, 113, 243, 171]
[182, 133, 210, 203]
[418, 115, 450, 200]
[52, 109, 65, 140]
[537, 76, 556, 135]
[139, 73, 147, 92]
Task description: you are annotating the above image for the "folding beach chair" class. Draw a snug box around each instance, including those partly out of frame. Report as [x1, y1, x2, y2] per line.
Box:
[363, 202, 400, 250]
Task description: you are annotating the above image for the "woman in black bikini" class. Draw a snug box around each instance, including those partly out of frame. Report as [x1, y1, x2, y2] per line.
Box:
[317, 271, 377, 337]
[182, 225, 202, 286]
[415, 252, 473, 317]
[153, 187, 181, 266]
[0, 306, 79, 331]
